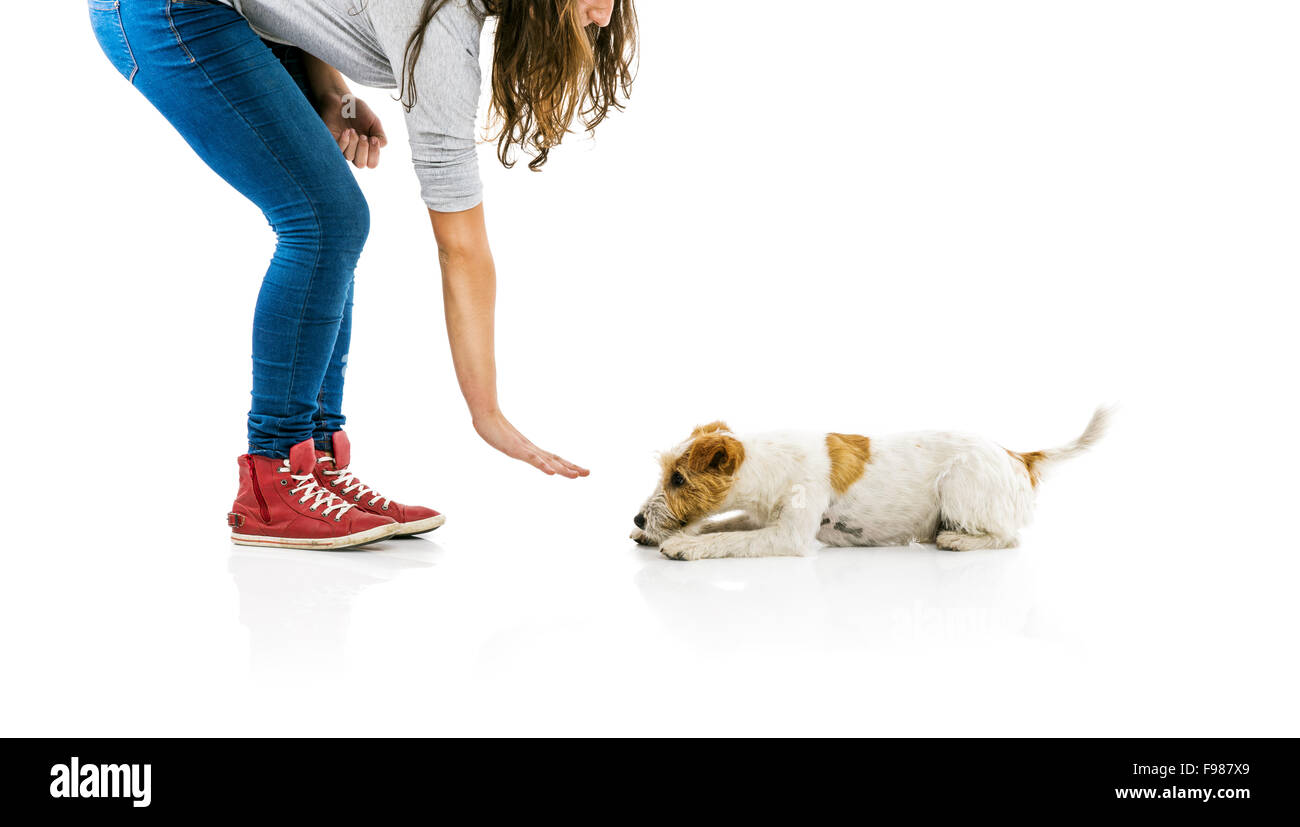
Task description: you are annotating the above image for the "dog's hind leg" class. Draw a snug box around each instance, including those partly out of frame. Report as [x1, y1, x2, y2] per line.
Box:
[933, 447, 1033, 552]
[936, 530, 1018, 552]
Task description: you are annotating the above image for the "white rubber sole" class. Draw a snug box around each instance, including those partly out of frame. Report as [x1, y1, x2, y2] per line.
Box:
[396, 514, 445, 536]
[231, 521, 400, 551]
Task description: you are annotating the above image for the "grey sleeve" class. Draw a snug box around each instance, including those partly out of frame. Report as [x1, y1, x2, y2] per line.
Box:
[368, 2, 484, 212]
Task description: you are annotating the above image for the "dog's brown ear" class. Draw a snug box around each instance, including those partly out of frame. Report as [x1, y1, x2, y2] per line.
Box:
[690, 421, 730, 437]
[687, 432, 744, 475]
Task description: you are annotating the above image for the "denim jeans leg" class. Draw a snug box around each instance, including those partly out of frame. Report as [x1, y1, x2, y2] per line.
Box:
[262, 41, 354, 452]
[313, 278, 353, 450]
[95, 0, 369, 458]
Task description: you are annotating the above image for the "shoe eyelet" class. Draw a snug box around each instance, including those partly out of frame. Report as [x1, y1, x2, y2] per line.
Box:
[335, 515, 342, 522]
[280, 480, 288, 486]
[382, 504, 389, 511]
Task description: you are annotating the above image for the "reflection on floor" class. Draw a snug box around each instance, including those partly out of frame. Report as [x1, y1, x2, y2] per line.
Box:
[632, 543, 1036, 651]
[228, 538, 442, 674]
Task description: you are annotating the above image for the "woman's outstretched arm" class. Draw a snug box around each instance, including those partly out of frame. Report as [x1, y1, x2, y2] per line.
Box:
[428, 203, 590, 478]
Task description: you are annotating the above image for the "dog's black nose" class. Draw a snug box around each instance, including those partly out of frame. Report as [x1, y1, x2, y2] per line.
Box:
[633, 513, 646, 529]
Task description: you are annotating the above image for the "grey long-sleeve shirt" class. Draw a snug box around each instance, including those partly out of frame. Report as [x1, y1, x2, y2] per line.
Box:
[217, 0, 486, 212]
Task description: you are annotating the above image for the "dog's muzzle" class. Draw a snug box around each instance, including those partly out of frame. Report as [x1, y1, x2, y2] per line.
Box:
[631, 491, 681, 545]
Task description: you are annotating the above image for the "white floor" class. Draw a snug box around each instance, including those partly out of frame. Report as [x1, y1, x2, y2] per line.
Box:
[4, 434, 1297, 737]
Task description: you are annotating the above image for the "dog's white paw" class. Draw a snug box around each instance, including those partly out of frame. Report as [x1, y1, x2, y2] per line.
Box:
[630, 529, 657, 546]
[660, 536, 704, 561]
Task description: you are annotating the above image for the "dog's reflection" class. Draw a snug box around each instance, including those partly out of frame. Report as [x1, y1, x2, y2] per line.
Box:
[632, 544, 1035, 651]
[228, 540, 441, 674]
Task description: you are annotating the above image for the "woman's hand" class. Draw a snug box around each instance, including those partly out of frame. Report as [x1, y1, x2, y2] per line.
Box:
[300, 52, 387, 169]
[317, 91, 388, 169]
[473, 409, 590, 478]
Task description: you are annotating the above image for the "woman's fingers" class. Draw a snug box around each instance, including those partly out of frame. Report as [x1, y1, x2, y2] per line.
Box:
[514, 430, 587, 478]
[564, 458, 591, 477]
[352, 134, 370, 169]
[339, 129, 382, 170]
[531, 448, 582, 478]
[547, 451, 588, 474]
[519, 444, 572, 477]
[500, 436, 555, 475]
[532, 454, 560, 475]
[546, 452, 589, 477]
[520, 448, 558, 475]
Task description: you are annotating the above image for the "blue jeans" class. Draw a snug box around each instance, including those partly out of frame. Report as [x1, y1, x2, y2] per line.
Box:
[88, 0, 365, 458]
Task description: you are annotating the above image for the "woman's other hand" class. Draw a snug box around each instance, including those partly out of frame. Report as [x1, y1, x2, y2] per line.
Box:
[318, 92, 388, 169]
[472, 409, 590, 478]
[300, 53, 387, 169]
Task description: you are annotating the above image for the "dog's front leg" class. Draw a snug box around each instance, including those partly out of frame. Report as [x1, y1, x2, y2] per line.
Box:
[661, 494, 827, 561]
[660, 524, 810, 560]
[698, 512, 762, 534]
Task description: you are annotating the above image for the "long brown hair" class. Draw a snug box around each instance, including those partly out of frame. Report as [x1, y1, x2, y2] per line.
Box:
[399, 0, 638, 171]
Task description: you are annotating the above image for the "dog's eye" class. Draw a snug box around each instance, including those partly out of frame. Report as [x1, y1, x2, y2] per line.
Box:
[670, 471, 686, 487]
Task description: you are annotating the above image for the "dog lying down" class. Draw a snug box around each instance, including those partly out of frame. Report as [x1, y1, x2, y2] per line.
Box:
[631, 407, 1110, 561]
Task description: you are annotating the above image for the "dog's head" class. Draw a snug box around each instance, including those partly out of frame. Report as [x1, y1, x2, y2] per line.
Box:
[631, 421, 745, 545]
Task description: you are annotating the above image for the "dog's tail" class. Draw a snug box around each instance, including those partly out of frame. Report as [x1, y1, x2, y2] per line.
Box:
[1010, 405, 1113, 486]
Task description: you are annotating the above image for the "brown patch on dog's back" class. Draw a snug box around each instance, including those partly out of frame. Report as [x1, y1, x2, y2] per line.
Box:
[661, 431, 745, 525]
[826, 433, 871, 494]
[1007, 449, 1046, 487]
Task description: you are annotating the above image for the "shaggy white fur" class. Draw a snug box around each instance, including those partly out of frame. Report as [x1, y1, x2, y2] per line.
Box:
[633, 407, 1110, 561]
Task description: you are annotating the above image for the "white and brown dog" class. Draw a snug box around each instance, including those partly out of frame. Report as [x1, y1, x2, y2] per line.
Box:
[631, 408, 1110, 560]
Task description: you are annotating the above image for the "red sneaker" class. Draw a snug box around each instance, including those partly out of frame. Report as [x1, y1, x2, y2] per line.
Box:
[314, 431, 445, 537]
[228, 438, 400, 550]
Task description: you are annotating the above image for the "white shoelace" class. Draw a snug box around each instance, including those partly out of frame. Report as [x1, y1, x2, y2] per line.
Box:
[317, 456, 391, 510]
[279, 461, 356, 520]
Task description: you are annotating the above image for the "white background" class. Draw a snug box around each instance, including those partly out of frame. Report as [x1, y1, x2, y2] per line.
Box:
[1, 1, 1296, 736]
